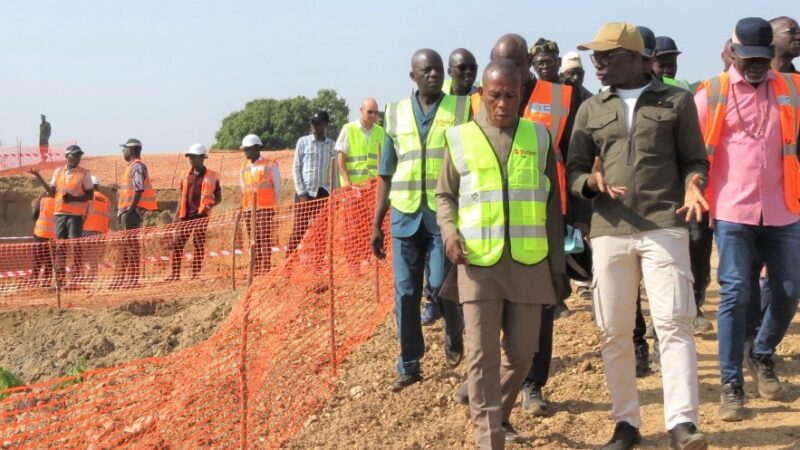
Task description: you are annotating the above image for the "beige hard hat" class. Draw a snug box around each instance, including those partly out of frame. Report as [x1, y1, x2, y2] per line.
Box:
[186, 143, 208, 158]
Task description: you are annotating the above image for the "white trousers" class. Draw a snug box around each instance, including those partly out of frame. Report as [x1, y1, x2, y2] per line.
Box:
[591, 228, 700, 430]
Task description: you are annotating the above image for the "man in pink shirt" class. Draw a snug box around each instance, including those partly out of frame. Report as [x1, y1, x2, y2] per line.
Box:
[696, 17, 800, 422]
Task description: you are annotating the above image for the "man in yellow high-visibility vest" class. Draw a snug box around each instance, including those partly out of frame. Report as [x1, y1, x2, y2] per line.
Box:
[437, 59, 566, 449]
[371, 48, 468, 392]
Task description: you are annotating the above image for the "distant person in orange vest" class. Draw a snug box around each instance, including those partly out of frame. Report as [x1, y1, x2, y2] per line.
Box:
[39, 115, 51, 163]
[28, 144, 94, 285]
[113, 138, 158, 289]
[240, 134, 281, 275]
[31, 194, 55, 287]
[82, 175, 111, 282]
[168, 144, 222, 281]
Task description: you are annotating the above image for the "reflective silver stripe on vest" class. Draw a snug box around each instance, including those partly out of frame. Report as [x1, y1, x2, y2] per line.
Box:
[705, 76, 727, 157]
[392, 179, 440, 191]
[386, 102, 398, 137]
[550, 85, 563, 146]
[348, 169, 371, 176]
[780, 73, 800, 156]
[459, 224, 547, 240]
[348, 155, 370, 162]
[398, 147, 446, 161]
[459, 188, 548, 208]
[534, 123, 550, 174]
[454, 95, 468, 124]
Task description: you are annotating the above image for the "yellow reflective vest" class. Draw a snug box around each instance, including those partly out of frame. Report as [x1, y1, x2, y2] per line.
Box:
[384, 95, 470, 214]
[340, 121, 384, 185]
[446, 119, 550, 266]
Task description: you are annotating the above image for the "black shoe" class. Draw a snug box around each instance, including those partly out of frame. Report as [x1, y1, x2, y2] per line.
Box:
[521, 383, 551, 417]
[635, 342, 650, 378]
[420, 301, 441, 326]
[453, 381, 469, 405]
[718, 382, 745, 421]
[502, 422, 523, 444]
[391, 373, 422, 392]
[600, 421, 641, 450]
[669, 422, 707, 450]
[554, 302, 572, 319]
[445, 342, 463, 368]
[747, 353, 782, 400]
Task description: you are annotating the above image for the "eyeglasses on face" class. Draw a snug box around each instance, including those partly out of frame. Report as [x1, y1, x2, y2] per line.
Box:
[778, 27, 800, 36]
[589, 49, 630, 67]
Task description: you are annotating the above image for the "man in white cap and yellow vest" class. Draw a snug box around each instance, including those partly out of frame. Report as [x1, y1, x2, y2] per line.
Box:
[437, 59, 566, 449]
[168, 143, 222, 281]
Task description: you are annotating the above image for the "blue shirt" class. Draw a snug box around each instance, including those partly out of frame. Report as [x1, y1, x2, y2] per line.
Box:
[293, 134, 335, 197]
[379, 93, 442, 238]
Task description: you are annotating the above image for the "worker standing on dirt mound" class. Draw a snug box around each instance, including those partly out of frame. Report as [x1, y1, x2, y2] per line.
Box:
[568, 22, 709, 450]
[82, 175, 110, 282]
[239, 134, 281, 275]
[39, 114, 51, 163]
[31, 194, 55, 287]
[695, 17, 800, 423]
[29, 144, 94, 286]
[168, 144, 221, 281]
[335, 98, 384, 273]
[371, 48, 467, 392]
[113, 138, 158, 289]
[437, 59, 566, 449]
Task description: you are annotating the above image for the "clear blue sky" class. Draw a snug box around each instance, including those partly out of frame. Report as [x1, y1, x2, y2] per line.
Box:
[1, 0, 795, 155]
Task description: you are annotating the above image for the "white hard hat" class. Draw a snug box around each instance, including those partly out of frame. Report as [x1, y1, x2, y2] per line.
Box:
[241, 134, 263, 149]
[186, 143, 208, 157]
[560, 51, 583, 73]
[91, 175, 100, 186]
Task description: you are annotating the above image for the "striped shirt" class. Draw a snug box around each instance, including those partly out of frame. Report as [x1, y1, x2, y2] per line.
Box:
[293, 134, 335, 197]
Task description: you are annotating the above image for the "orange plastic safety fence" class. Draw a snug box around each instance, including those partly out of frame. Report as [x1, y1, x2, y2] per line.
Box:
[0, 141, 77, 173]
[1, 178, 394, 449]
[0, 150, 296, 189]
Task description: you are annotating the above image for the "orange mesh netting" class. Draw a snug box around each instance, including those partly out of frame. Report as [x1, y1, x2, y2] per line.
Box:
[0, 142, 77, 173]
[0, 179, 394, 449]
[0, 150, 295, 189]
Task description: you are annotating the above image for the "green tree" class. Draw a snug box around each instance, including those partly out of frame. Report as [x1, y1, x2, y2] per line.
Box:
[213, 90, 349, 150]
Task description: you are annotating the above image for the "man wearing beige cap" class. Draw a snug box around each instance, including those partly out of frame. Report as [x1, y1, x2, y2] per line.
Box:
[560, 51, 593, 103]
[567, 22, 708, 450]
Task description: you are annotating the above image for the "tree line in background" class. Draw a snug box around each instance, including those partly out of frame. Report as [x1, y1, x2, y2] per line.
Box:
[213, 89, 349, 150]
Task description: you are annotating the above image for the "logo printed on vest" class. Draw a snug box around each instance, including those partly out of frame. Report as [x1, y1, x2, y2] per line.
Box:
[777, 95, 792, 106]
[513, 148, 536, 157]
[433, 118, 455, 127]
[529, 103, 551, 114]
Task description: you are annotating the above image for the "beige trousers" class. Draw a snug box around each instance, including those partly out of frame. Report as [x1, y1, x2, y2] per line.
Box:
[591, 228, 699, 430]
[463, 300, 542, 450]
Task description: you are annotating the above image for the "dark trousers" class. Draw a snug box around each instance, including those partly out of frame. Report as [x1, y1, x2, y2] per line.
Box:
[170, 215, 210, 279]
[287, 188, 329, 256]
[54, 214, 84, 281]
[523, 304, 555, 387]
[114, 210, 144, 286]
[31, 236, 53, 287]
[243, 208, 276, 275]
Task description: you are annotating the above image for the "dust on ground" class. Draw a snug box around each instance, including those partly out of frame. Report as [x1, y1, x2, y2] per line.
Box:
[288, 281, 800, 449]
[0, 289, 243, 383]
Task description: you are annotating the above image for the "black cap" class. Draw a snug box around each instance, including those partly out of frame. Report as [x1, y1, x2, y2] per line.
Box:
[655, 36, 682, 56]
[310, 111, 329, 123]
[732, 17, 774, 59]
[65, 145, 83, 155]
[120, 138, 142, 148]
[636, 26, 657, 58]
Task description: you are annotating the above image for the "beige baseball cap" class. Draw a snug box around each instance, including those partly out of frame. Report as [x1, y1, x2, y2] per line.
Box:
[577, 22, 644, 53]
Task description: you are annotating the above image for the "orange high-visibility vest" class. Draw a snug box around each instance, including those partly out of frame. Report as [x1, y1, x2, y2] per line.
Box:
[83, 191, 110, 234]
[34, 197, 55, 239]
[469, 92, 481, 116]
[178, 168, 219, 219]
[118, 159, 158, 211]
[699, 71, 800, 216]
[54, 166, 90, 215]
[241, 159, 277, 209]
[523, 80, 572, 215]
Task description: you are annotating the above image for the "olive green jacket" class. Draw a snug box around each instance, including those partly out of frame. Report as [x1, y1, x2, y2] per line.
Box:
[566, 77, 708, 238]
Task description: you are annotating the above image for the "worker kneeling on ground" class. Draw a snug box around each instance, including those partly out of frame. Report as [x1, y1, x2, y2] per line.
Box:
[168, 143, 222, 281]
[436, 59, 566, 449]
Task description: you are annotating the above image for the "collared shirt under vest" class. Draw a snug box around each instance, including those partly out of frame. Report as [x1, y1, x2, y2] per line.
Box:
[179, 167, 220, 219]
[83, 191, 111, 234]
[380, 93, 470, 237]
[696, 68, 800, 225]
[34, 197, 56, 239]
[118, 159, 158, 213]
[336, 120, 384, 185]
